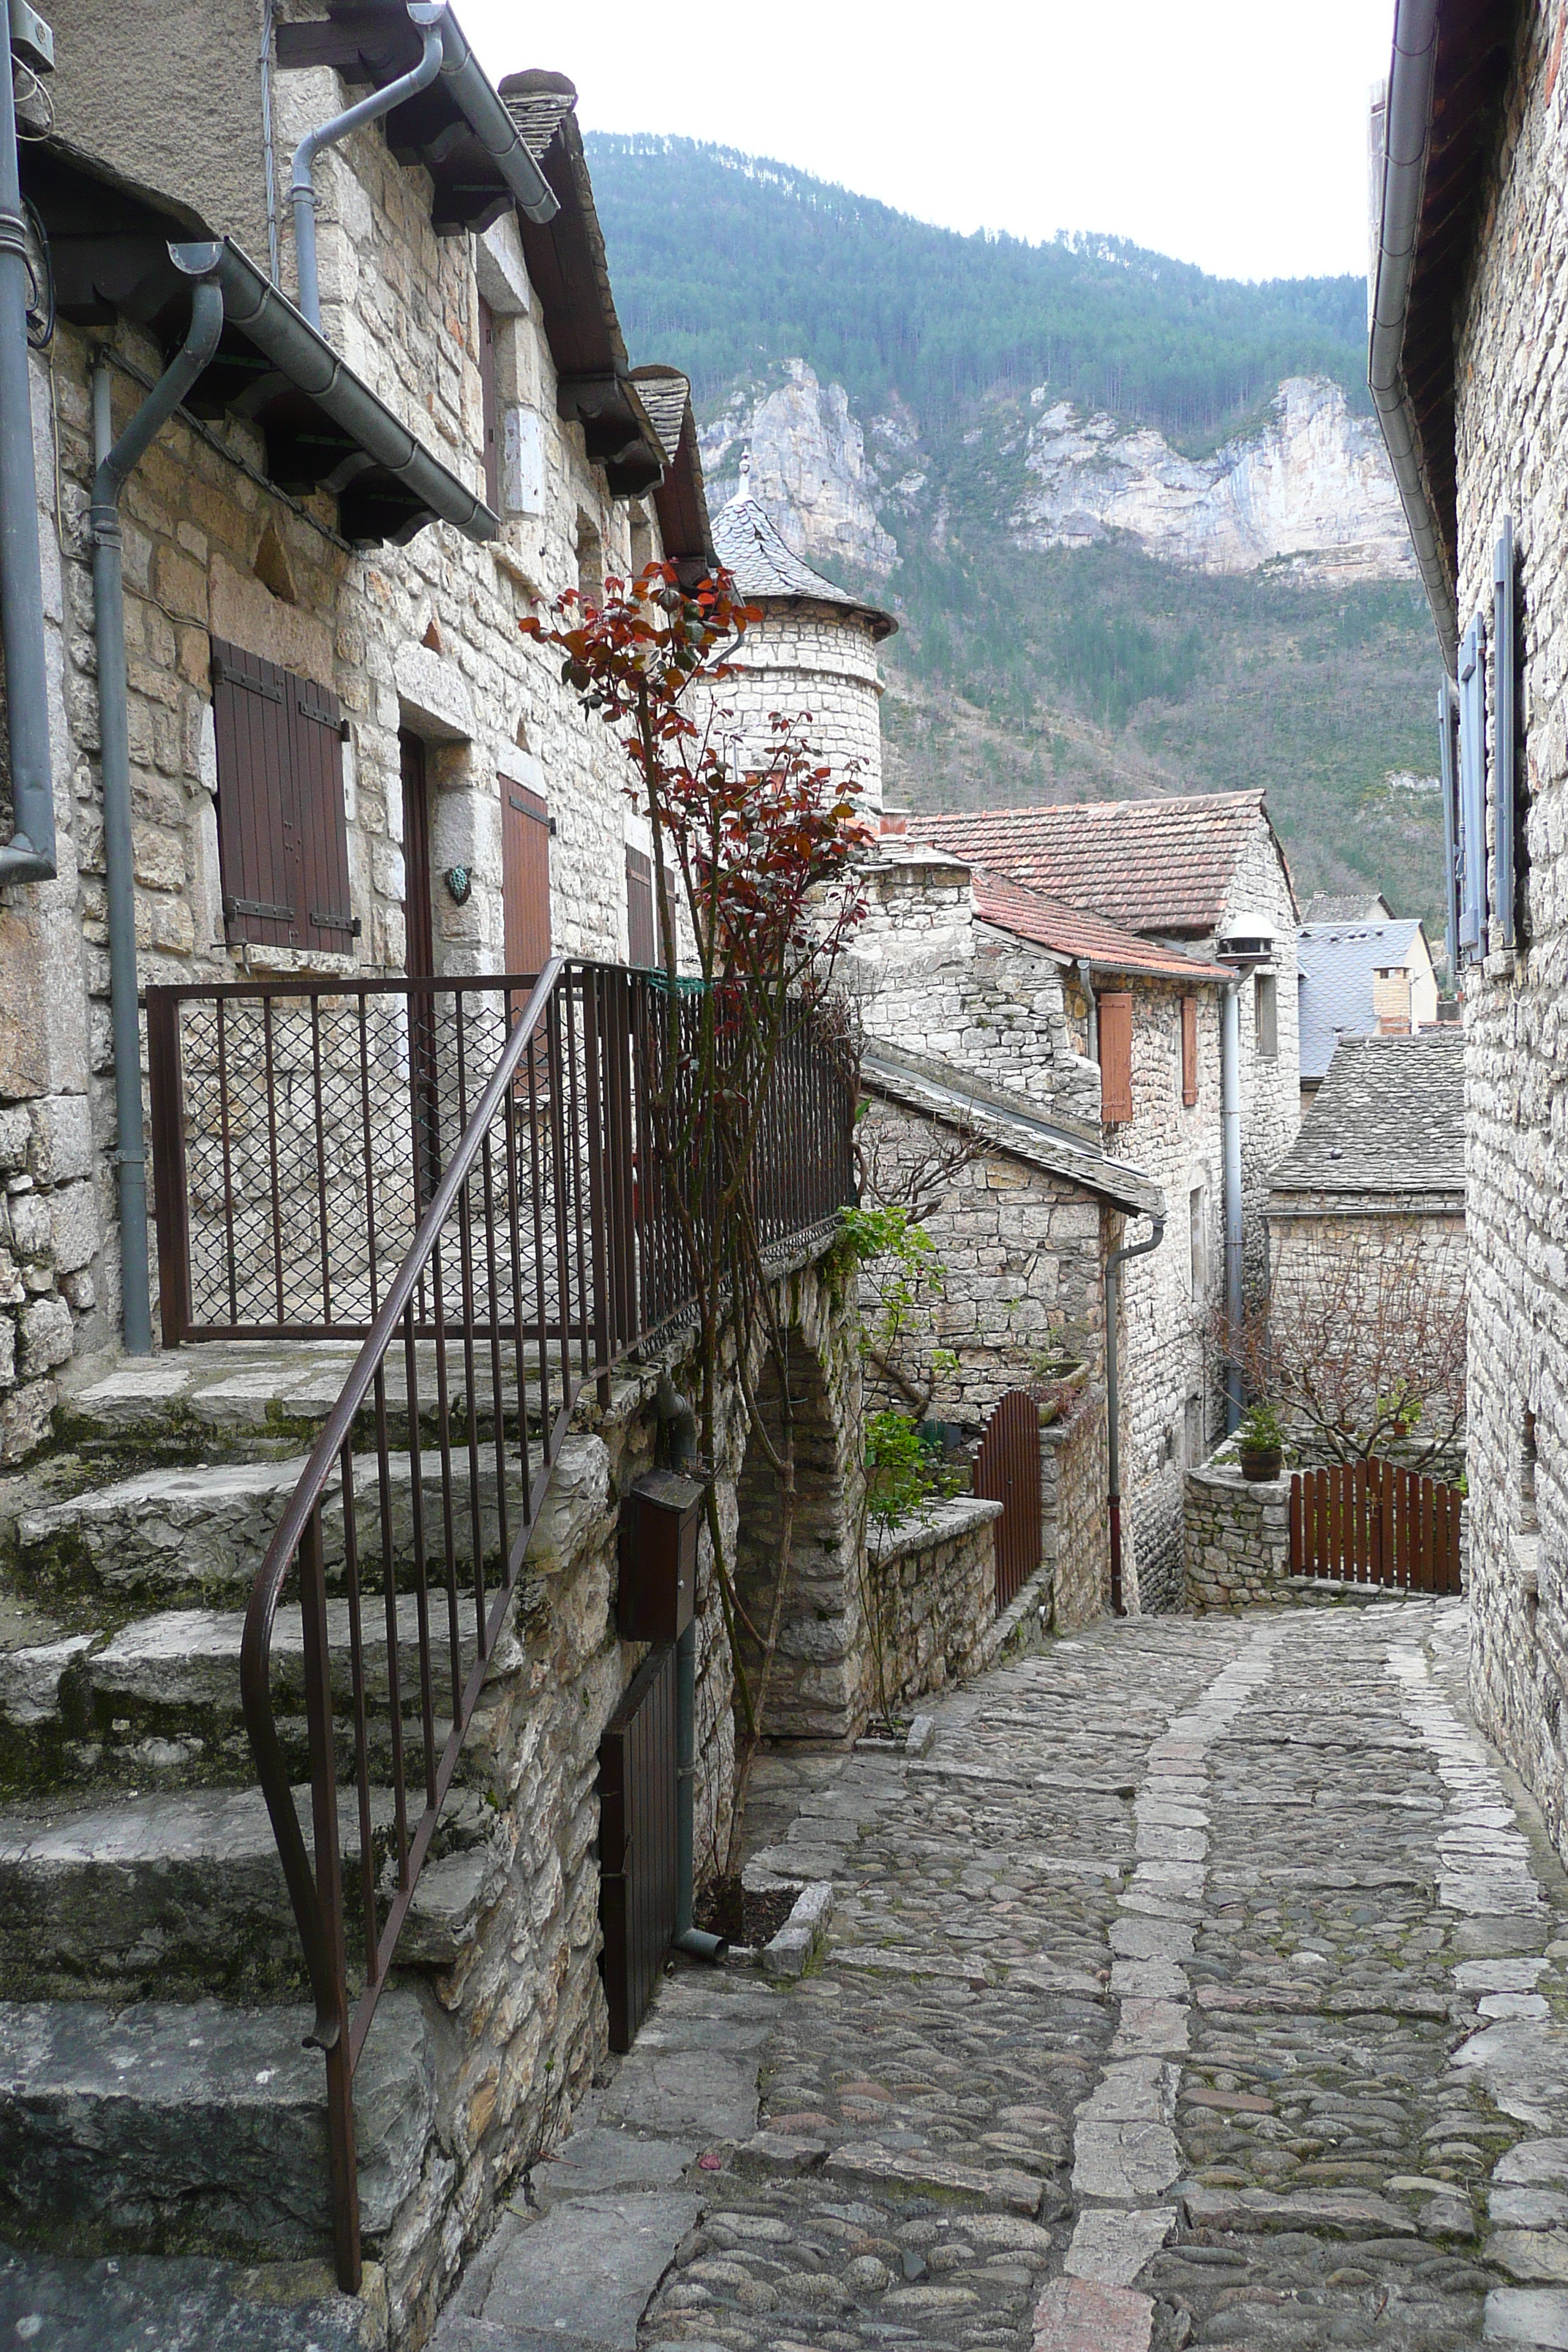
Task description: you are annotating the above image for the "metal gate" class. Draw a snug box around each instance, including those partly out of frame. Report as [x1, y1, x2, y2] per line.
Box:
[974, 1390, 1042, 1613]
[598, 1643, 678, 2051]
[1290, 1459, 1463, 1593]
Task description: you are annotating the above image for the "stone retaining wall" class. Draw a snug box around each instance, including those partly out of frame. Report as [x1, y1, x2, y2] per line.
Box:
[1183, 1460, 1292, 1612]
[862, 1495, 1003, 1719]
[1044, 1387, 1111, 1630]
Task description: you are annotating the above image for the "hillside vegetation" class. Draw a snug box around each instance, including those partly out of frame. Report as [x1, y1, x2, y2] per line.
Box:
[588, 135, 1447, 931]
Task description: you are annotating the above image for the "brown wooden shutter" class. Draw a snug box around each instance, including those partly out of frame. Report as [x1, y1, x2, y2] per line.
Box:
[1180, 995, 1199, 1107]
[1098, 991, 1134, 1124]
[478, 297, 500, 512]
[502, 774, 551, 974]
[291, 672, 353, 956]
[626, 844, 655, 967]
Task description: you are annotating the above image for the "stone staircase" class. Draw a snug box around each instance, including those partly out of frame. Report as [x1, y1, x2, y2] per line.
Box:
[0, 1341, 516, 2272]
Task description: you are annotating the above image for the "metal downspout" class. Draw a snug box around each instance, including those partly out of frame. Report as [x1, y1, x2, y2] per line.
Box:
[1104, 1214, 1165, 1617]
[1076, 957, 1097, 1063]
[291, 0, 446, 331]
[0, 29, 55, 886]
[91, 287, 225, 1354]
[1369, 0, 1455, 674]
[1221, 979, 1243, 1433]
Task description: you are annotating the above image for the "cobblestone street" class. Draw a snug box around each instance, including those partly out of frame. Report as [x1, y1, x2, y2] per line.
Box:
[613, 1597, 1568, 2352]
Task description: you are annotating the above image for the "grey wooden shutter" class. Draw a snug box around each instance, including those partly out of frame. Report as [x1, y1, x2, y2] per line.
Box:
[1457, 611, 1487, 963]
[1492, 514, 1517, 949]
[211, 639, 297, 948]
[1438, 676, 1460, 981]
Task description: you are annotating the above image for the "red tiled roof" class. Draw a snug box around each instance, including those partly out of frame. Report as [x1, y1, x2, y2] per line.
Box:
[909, 790, 1276, 935]
[972, 871, 1232, 984]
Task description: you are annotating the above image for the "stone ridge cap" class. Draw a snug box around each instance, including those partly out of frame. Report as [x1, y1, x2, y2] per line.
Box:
[915, 787, 1267, 823]
[868, 1494, 1004, 1567]
[860, 1045, 1164, 1217]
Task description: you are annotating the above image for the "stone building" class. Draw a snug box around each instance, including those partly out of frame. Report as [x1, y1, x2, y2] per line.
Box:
[1266, 1029, 1466, 1449]
[0, 9, 900, 2334]
[1371, 0, 1568, 1858]
[705, 470, 895, 815]
[0, 24, 723, 1450]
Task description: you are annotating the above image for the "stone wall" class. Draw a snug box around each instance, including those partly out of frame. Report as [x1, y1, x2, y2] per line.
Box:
[1183, 1461, 1292, 1612]
[374, 1242, 860, 2340]
[1226, 818, 1303, 1282]
[1450, 0, 1568, 1866]
[1043, 1383, 1112, 1632]
[1267, 1201, 1468, 1441]
[0, 78, 684, 1458]
[856, 1094, 1108, 1424]
[861, 1495, 1002, 1719]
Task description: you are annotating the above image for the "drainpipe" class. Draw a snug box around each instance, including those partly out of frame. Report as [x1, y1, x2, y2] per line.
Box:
[291, 0, 446, 332]
[0, 29, 55, 886]
[1220, 979, 1243, 1433]
[91, 289, 225, 1354]
[656, 1376, 725, 1963]
[1076, 957, 1098, 1063]
[1104, 1214, 1165, 1618]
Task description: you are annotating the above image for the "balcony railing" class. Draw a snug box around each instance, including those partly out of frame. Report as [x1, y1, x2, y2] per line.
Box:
[143, 960, 855, 2288]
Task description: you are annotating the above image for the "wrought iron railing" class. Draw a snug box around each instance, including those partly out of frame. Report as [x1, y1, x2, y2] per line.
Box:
[145, 960, 853, 2288]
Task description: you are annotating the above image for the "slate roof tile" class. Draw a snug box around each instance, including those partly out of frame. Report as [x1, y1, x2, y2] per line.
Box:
[1269, 1029, 1465, 1198]
[710, 494, 897, 640]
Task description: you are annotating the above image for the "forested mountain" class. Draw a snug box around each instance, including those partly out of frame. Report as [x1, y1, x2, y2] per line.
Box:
[587, 135, 1447, 932]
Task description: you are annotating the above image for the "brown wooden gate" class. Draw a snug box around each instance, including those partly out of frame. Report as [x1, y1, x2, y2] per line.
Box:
[598, 1642, 678, 2052]
[1290, 1459, 1463, 1593]
[974, 1390, 1042, 1613]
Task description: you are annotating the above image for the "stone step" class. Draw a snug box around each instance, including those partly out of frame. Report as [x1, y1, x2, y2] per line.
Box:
[0, 1596, 491, 1789]
[11, 1430, 611, 1613]
[0, 1988, 433, 2261]
[0, 1784, 501, 1998]
[0, 2246, 388, 2352]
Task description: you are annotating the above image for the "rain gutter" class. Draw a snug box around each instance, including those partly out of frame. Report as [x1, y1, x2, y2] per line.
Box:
[430, 9, 559, 225]
[1369, 0, 1457, 676]
[167, 239, 499, 541]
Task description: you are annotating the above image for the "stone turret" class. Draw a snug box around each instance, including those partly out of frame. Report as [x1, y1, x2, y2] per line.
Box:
[706, 467, 897, 815]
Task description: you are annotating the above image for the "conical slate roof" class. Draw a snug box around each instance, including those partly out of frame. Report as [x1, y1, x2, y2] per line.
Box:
[711, 489, 897, 641]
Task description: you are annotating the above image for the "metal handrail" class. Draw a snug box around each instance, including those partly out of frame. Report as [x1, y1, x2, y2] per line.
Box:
[214, 959, 854, 2289]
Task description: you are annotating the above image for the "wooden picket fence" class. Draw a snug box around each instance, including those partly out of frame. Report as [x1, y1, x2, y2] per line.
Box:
[1289, 1458, 1463, 1593]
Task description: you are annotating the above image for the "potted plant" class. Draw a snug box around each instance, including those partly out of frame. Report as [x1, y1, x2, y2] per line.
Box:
[1237, 1402, 1286, 1482]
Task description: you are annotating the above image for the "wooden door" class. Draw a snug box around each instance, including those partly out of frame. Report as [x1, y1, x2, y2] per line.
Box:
[399, 731, 434, 979]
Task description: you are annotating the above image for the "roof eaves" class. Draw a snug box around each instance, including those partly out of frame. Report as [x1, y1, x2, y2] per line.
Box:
[862, 1044, 1164, 1218]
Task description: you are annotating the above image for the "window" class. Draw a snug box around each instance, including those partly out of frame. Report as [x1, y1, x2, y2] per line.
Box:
[477, 296, 500, 512]
[1180, 995, 1199, 1107]
[1254, 972, 1278, 1060]
[1098, 991, 1133, 1123]
[211, 637, 353, 954]
[1188, 1185, 1206, 1296]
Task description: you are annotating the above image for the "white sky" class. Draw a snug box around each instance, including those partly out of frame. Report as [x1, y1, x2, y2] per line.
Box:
[459, 0, 1397, 285]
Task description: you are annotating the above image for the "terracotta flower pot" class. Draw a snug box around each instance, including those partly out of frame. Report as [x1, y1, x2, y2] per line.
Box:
[1240, 1446, 1283, 1482]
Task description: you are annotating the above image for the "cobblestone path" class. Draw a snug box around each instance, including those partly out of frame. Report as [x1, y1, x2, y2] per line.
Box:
[636, 1599, 1568, 2352]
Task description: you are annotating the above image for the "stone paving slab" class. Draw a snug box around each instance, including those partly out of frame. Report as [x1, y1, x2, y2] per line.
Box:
[0, 2252, 388, 2351]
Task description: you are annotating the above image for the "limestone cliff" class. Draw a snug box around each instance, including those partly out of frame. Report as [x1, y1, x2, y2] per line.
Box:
[701, 360, 897, 578]
[1014, 376, 1414, 580]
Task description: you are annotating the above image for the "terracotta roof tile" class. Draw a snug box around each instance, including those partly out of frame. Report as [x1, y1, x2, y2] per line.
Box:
[909, 791, 1274, 935]
[971, 870, 1232, 984]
